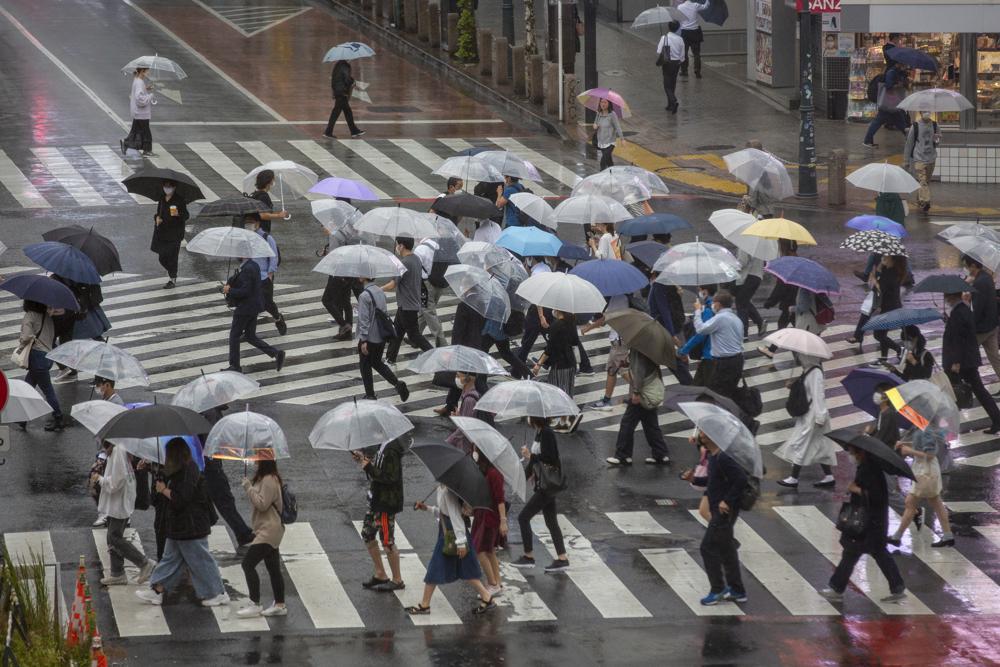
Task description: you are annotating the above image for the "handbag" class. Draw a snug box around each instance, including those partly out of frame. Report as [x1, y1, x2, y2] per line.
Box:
[533, 461, 568, 495]
[835, 499, 869, 539]
[441, 516, 458, 556]
[655, 45, 667, 68]
[10, 340, 32, 369]
[591, 130, 599, 149]
[860, 290, 875, 316]
[951, 378, 974, 410]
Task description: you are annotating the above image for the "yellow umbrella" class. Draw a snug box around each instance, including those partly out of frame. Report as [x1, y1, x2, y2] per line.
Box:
[742, 218, 817, 246]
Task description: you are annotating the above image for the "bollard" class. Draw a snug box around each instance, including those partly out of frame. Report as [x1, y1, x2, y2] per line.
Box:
[403, 0, 417, 32]
[478, 29, 493, 76]
[563, 74, 578, 126]
[529, 55, 545, 104]
[511, 45, 526, 96]
[493, 37, 509, 86]
[828, 149, 847, 206]
[746, 140, 763, 150]
[544, 62, 560, 115]
[374, 0, 383, 18]
[446, 12, 459, 53]
[361, 0, 372, 10]
[417, 0, 429, 41]
[428, 2, 441, 48]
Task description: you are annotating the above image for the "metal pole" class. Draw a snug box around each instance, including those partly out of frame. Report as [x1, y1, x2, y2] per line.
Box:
[558, 1, 564, 122]
[583, 0, 598, 124]
[796, 10, 818, 198]
[959, 33, 977, 130]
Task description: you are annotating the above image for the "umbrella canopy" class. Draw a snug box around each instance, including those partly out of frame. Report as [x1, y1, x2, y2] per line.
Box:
[357, 207, 439, 240]
[70, 400, 126, 435]
[577, 87, 631, 118]
[476, 151, 541, 181]
[428, 216, 466, 263]
[311, 200, 366, 238]
[886, 379, 960, 433]
[571, 171, 653, 206]
[827, 428, 914, 479]
[433, 156, 503, 183]
[626, 240, 668, 269]
[652, 241, 741, 286]
[618, 213, 691, 237]
[742, 217, 817, 245]
[846, 163, 920, 194]
[604, 308, 677, 368]
[947, 235, 1000, 273]
[0, 274, 79, 311]
[322, 41, 375, 62]
[476, 380, 580, 419]
[936, 222, 1000, 244]
[431, 192, 498, 220]
[170, 371, 260, 413]
[76, 400, 206, 467]
[552, 194, 632, 225]
[410, 442, 494, 509]
[41, 226, 122, 275]
[121, 55, 187, 80]
[708, 209, 779, 261]
[97, 404, 211, 442]
[457, 241, 512, 273]
[243, 161, 318, 202]
[723, 148, 794, 200]
[449, 416, 527, 501]
[309, 399, 414, 451]
[1, 380, 53, 423]
[762, 328, 832, 360]
[203, 411, 290, 461]
[496, 226, 562, 257]
[187, 226, 275, 259]
[677, 402, 763, 478]
[897, 88, 973, 113]
[763, 256, 840, 295]
[313, 245, 405, 279]
[606, 166, 670, 195]
[885, 46, 937, 72]
[445, 265, 512, 322]
[309, 177, 379, 201]
[840, 368, 907, 422]
[515, 271, 606, 313]
[123, 167, 204, 202]
[24, 242, 101, 284]
[862, 308, 943, 332]
[509, 192, 556, 229]
[630, 5, 683, 27]
[46, 340, 148, 385]
[840, 230, 908, 257]
[407, 345, 509, 376]
[662, 385, 741, 418]
[557, 243, 591, 262]
[845, 215, 907, 238]
[197, 196, 268, 219]
[913, 274, 971, 294]
[569, 258, 648, 297]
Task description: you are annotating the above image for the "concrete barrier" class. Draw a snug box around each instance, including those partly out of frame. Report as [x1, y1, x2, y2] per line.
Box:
[563, 74, 578, 126]
[428, 2, 441, 48]
[511, 45, 526, 96]
[529, 54, 544, 104]
[544, 61, 559, 115]
[828, 149, 847, 206]
[492, 37, 509, 86]
[478, 29, 493, 76]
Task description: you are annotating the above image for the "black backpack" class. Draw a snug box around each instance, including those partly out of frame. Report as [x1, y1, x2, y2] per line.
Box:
[277, 482, 298, 524]
[734, 378, 763, 418]
[785, 366, 819, 417]
[866, 73, 884, 103]
[364, 287, 398, 341]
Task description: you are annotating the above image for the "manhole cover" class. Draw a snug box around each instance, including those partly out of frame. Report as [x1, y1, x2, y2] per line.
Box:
[366, 106, 422, 113]
[695, 144, 736, 150]
[601, 69, 627, 76]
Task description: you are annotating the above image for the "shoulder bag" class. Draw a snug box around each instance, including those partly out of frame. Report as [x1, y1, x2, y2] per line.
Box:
[835, 494, 869, 539]
[10, 312, 45, 370]
[533, 461, 568, 495]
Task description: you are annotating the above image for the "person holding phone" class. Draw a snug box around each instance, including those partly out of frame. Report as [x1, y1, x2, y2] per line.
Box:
[151, 179, 188, 289]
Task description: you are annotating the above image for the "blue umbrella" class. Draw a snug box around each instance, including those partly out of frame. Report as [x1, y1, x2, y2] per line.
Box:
[557, 243, 591, 261]
[24, 242, 101, 284]
[0, 274, 79, 311]
[699, 0, 729, 26]
[862, 308, 942, 332]
[496, 226, 562, 257]
[913, 274, 970, 294]
[840, 368, 913, 429]
[627, 240, 668, 269]
[322, 42, 375, 62]
[456, 146, 492, 157]
[617, 213, 691, 237]
[126, 402, 205, 470]
[845, 215, 907, 238]
[885, 46, 937, 72]
[570, 259, 648, 297]
[763, 256, 840, 295]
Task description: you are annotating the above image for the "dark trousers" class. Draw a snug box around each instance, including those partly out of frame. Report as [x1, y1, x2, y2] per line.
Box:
[707, 354, 744, 401]
[864, 109, 908, 144]
[229, 313, 278, 370]
[735, 276, 764, 334]
[242, 543, 284, 604]
[483, 335, 531, 379]
[157, 244, 180, 280]
[518, 490, 565, 556]
[598, 145, 614, 170]
[325, 95, 359, 135]
[25, 349, 60, 418]
[829, 543, 903, 594]
[360, 340, 400, 398]
[680, 32, 702, 75]
[672, 359, 694, 385]
[614, 402, 669, 460]
[126, 118, 152, 152]
[106, 516, 146, 575]
[386, 309, 433, 363]
[873, 327, 901, 358]
[322, 277, 355, 328]
[853, 313, 870, 343]
[661, 61, 681, 109]
[953, 367, 1000, 426]
[700, 514, 744, 594]
[203, 458, 253, 544]
[261, 278, 281, 321]
[518, 307, 551, 362]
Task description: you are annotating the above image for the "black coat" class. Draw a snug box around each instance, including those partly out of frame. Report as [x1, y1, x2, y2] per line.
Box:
[331, 61, 354, 97]
[942, 301, 980, 371]
[840, 458, 890, 553]
[876, 267, 902, 313]
[971, 271, 999, 334]
[451, 301, 484, 348]
[163, 460, 214, 541]
[150, 195, 189, 253]
[227, 260, 264, 316]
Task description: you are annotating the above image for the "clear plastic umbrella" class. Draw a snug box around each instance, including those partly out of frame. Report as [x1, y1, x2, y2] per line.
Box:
[553, 194, 632, 225]
[652, 241, 741, 286]
[763, 328, 833, 360]
[476, 380, 580, 420]
[243, 161, 318, 219]
[313, 245, 405, 279]
[70, 400, 125, 434]
[187, 226, 275, 258]
[450, 416, 528, 501]
[309, 399, 414, 451]
[846, 163, 920, 194]
[723, 148, 794, 200]
[946, 236, 1000, 273]
[886, 379, 960, 435]
[428, 215, 466, 263]
[312, 200, 361, 229]
[204, 410, 290, 462]
[121, 55, 187, 80]
[407, 345, 509, 376]
[897, 88, 973, 113]
[46, 340, 148, 385]
[457, 241, 513, 273]
[357, 207, 440, 240]
[445, 265, 512, 322]
[571, 171, 653, 205]
[171, 371, 261, 413]
[509, 192, 557, 228]
[677, 402, 764, 478]
[606, 166, 669, 195]
[936, 222, 1000, 244]
[708, 208, 780, 261]
[475, 151, 541, 181]
[515, 271, 607, 313]
[433, 156, 503, 183]
[322, 42, 376, 62]
[1, 380, 54, 423]
[630, 5, 683, 28]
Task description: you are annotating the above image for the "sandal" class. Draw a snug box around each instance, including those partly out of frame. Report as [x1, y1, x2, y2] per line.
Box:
[405, 603, 431, 615]
[678, 468, 693, 481]
[473, 596, 496, 615]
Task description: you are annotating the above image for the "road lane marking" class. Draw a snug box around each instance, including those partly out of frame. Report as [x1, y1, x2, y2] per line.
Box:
[91, 528, 169, 637]
[30, 148, 107, 207]
[495, 562, 557, 622]
[0, 149, 50, 208]
[236, 141, 284, 166]
[337, 140, 438, 198]
[149, 144, 219, 201]
[946, 501, 996, 513]
[187, 142, 249, 192]
[206, 526, 270, 632]
[488, 137, 583, 189]
[640, 548, 743, 616]
[4, 531, 66, 626]
[288, 140, 389, 200]
[606, 511, 670, 535]
[279, 524, 364, 628]
[82, 145, 146, 204]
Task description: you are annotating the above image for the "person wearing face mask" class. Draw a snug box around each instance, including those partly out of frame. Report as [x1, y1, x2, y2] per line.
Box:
[903, 111, 940, 213]
[775, 354, 837, 489]
[245, 216, 288, 336]
[122, 67, 154, 157]
[942, 290, 1000, 434]
[899, 326, 934, 381]
[697, 426, 747, 606]
[517, 256, 554, 363]
[865, 385, 901, 451]
[248, 170, 289, 234]
[356, 275, 409, 402]
[691, 291, 744, 401]
[221, 252, 286, 374]
[962, 256, 1000, 390]
[151, 180, 188, 289]
[680, 285, 717, 384]
[445, 372, 481, 453]
[382, 237, 434, 366]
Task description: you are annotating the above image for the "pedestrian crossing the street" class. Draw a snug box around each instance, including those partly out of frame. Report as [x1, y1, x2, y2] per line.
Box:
[0, 137, 585, 210]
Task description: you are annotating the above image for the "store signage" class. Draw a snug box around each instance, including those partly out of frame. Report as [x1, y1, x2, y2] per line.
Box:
[796, 0, 840, 12]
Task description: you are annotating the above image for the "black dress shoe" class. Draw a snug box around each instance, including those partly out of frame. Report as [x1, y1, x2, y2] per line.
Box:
[397, 381, 410, 402]
[931, 538, 955, 548]
[275, 316, 288, 336]
[274, 350, 286, 372]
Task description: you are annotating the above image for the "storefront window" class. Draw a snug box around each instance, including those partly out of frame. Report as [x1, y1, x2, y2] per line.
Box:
[977, 34, 1000, 127]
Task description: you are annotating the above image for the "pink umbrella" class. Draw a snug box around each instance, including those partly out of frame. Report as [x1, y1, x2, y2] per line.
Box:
[577, 87, 632, 119]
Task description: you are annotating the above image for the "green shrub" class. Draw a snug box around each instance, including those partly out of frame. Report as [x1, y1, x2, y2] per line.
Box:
[455, 0, 478, 62]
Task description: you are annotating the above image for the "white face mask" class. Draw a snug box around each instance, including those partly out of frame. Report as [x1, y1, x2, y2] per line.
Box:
[472, 451, 480, 462]
[921, 112, 932, 121]
[163, 186, 175, 196]
[699, 290, 709, 300]
[905, 340, 916, 351]
[873, 392, 883, 405]
[455, 377, 465, 390]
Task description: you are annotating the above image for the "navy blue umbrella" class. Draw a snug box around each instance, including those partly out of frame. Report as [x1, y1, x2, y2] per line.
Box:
[618, 214, 691, 237]
[570, 258, 648, 297]
[841, 368, 905, 420]
[913, 274, 969, 294]
[557, 243, 591, 261]
[861, 308, 942, 332]
[885, 46, 937, 72]
[0, 274, 79, 311]
[24, 242, 101, 284]
[699, 0, 729, 26]
[763, 256, 840, 295]
[627, 240, 668, 269]
[456, 146, 492, 157]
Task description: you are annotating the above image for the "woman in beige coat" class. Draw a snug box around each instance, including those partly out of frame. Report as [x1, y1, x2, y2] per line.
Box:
[236, 460, 286, 618]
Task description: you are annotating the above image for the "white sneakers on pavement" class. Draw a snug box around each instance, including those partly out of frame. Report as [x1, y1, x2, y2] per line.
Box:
[100, 574, 128, 586]
[200, 592, 231, 607]
[236, 604, 263, 618]
[135, 588, 163, 605]
[261, 604, 288, 617]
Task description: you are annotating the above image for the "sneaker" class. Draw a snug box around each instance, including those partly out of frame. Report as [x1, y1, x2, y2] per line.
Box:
[92, 514, 108, 527]
[700, 591, 726, 606]
[510, 555, 535, 569]
[201, 592, 231, 607]
[813, 476, 836, 488]
[590, 397, 612, 411]
[776, 477, 799, 488]
[43, 417, 65, 432]
[373, 579, 405, 592]
[397, 381, 410, 402]
[606, 456, 632, 465]
[544, 559, 570, 573]
[566, 413, 584, 433]
[135, 588, 163, 605]
[645, 456, 670, 465]
[236, 604, 263, 618]
[931, 538, 955, 548]
[722, 587, 747, 603]
[351, 130, 366, 138]
[578, 368, 595, 376]
[983, 425, 1000, 435]
[274, 350, 286, 372]
[163, 280, 175, 290]
[141, 151, 156, 157]
[275, 316, 288, 336]
[53, 369, 77, 384]
[136, 560, 156, 585]
[867, 358, 888, 368]
[818, 587, 844, 602]
[322, 132, 335, 138]
[862, 141, 878, 148]
[757, 346, 774, 359]
[261, 604, 288, 617]
[880, 590, 907, 602]
[100, 573, 128, 586]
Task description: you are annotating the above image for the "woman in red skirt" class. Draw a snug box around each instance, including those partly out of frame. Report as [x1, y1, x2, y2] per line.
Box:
[472, 452, 507, 597]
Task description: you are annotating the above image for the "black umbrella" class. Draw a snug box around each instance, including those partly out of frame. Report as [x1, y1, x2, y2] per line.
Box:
[432, 192, 497, 220]
[663, 385, 741, 419]
[97, 404, 212, 442]
[410, 442, 493, 509]
[197, 196, 268, 219]
[124, 167, 205, 203]
[627, 240, 668, 269]
[913, 274, 970, 294]
[41, 226, 122, 275]
[827, 428, 915, 480]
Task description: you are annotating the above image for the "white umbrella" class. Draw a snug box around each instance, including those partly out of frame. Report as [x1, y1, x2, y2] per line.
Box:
[309, 399, 414, 451]
[204, 410, 289, 462]
[652, 241, 741, 286]
[121, 55, 187, 81]
[605, 166, 669, 195]
[322, 42, 375, 62]
[407, 345, 509, 376]
[937, 222, 1000, 244]
[723, 148, 794, 201]
[476, 380, 580, 420]
[70, 400, 125, 435]
[762, 328, 833, 360]
[311, 199, 362, 231]
[445, 265, 512, 322]
[243, 161, 319, 218]
[897, 88, 974, 113]
[509, 192, 557, 228]
[846, 163, 920, 194]
[1, 380, 54, 423]
[630, 5, 683, 28]
[677, 402, 763, 478]
[571, 170, 653, 205]
[46, 340, 148, 385]
[433, 156, 503, 183]
[450, 416, 528, 501]
[357, 207, 440, 240]
[515, 271, 607, 314]
[476, 151, 541, 181]
[170, 371, 261, 413]
[553, 194, 632, 225]
[947, 236, 1000, 274]
[708, 209, 780, 261]
[187, 226, 275, 258]
[313, 245, 405, 279]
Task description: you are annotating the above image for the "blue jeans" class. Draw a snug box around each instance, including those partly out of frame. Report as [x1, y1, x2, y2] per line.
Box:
[863, 110, 907, 144]
[150, 537, 225, 599]
[24, 349, 60, 418]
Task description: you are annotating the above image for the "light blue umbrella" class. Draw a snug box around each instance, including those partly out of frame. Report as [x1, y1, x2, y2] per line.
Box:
[323, 42, 375, 62]
[496, 226, 562, 257]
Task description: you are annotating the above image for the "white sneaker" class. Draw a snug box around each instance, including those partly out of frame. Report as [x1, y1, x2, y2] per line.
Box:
[92, 514, 108, 527]
[100, 574, 127, 586]
[606, 456, 632, 465]
[261, 603, 288, 617]
[236, 604, 263, 618]
[135, 588, 163, 605]
[53, 369, 77, 384]
[488, 584, 503, 597]
[200, 592, 231, 607]
[136, 559, 156, 585]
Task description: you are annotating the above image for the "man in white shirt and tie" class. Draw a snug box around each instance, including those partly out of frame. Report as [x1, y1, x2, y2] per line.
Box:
[677, 0, 712, 78]
[656, 21, 686, 114]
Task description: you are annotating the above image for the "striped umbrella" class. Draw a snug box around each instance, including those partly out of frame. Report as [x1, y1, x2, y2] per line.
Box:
[861, 308, 943, 332]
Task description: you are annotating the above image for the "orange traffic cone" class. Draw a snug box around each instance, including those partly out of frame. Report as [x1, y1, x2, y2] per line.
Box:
[66, 555, 87, 647]
[90, 629, 108, 667]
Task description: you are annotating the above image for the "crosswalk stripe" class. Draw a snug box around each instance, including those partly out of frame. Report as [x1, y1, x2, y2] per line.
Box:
[488, 137, 582, 189]
[606, 511, 670, 535]
[91, 528, 170, 636]
[4, 531, 66, 626]
[531, 514, 651, 619]
[288, 140, 390, 200]
[0, 149, 50, 208]
[279, 523, 364, 628]
[236, 141, 283, 166]
[81, 145, 146, 204]
[149, 144, 219, 202]
[495, 562, 558, 622]
[773, 506, 933, 615]
[946, 501, 996, 513]
[337, 140, 438, 198]
[206, 526, 270, 632]
[30, 147, 107, 207]
[436, 138, 476, 153]
[187, 142, 247, 192]
[640, 549, 743, 616]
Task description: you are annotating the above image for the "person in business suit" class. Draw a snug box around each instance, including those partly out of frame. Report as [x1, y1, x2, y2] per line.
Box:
[963, 256, 1000, 392]
[942, 291, 1000, 434]
[222, 258, 286, 373]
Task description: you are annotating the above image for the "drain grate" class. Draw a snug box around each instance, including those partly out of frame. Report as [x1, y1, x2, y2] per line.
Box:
[366, 106, 422, 113]
[695, 144, 736, 151]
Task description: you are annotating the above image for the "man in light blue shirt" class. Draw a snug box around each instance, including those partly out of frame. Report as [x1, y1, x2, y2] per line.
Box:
[693, 290, 744, 400]
[246, 216, 287, 336]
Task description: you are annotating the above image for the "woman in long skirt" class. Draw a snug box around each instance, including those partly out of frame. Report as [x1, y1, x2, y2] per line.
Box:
[531, 310, 581, 432]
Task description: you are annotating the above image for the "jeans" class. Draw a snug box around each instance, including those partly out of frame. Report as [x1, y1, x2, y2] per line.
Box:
[735, 275, 763, 335]
[229, 313, 279, 370]
[518, 490, 565, 556]
[242, 543, 284, 605]
[325, 95, 359, 135]
[25, 349, 60, 417]
[322, 276, 353, 328]
[661, 61, 681, 109]
[614, 403, 669, 460]
[126, 118, 152, 152]
[386, 309, 433, 363]
[107, 517, 147, 576]
[203, 458, 253, 545]
[483, 335, 531, 379]
[417, 283, 447, 347]
[707, 354, 743, 401]
[598, 145, 614, 170]
[157, 244, 180, 280]
[700, 514, 744, 594]
[952, 367, 1000, 427]
[863, 109, 907, 144]
[359, 340, 400, 398]
[150, 537, 225, 599]
[261, 278, 281, 322]
[829, 543, 903, 595]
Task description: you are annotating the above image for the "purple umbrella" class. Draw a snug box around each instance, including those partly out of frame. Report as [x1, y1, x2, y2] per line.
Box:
[845, 215, 907, 238]
[309, 177, 379, 201]
[840, 368, 913, 430]
[763, 256, 840, 295]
